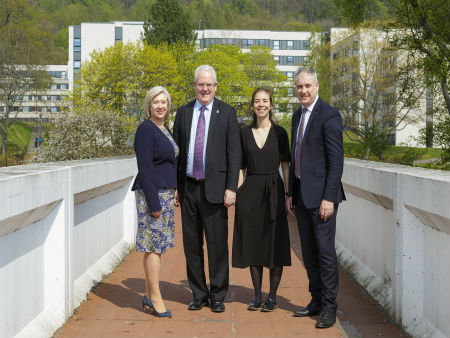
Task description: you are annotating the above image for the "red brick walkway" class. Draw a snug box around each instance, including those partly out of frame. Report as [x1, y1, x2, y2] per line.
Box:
[55, 207, 407, 337]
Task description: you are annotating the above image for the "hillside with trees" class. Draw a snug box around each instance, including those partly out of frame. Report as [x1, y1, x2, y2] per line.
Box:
[26, 0, 348, 64]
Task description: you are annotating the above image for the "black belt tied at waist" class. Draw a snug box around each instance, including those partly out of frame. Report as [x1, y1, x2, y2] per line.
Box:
[247, 171, 278, 221]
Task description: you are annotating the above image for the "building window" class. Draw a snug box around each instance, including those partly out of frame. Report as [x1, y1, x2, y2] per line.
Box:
[51, 84, 58, 90]
[287, 56, 294, 65]
[60, 83, 69, 90]
[286, 72, 294, 79]
[115, 27, 123, 42]
[273, 40, 279, 50]
[74, 61, 81, 69]
[248, 39, 253, 47]
[273, 56, 279, 64]
[74, 38, 81, 47]
[50, 107, 58, 113]
[287, 40, 294, 50]
[288, 87, 294, 96]
[259, 39, 266, 46]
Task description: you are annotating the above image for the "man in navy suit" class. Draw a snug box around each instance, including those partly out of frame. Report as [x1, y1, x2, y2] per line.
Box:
[286, 67, 345, 329]
[173, 65, 240, 313]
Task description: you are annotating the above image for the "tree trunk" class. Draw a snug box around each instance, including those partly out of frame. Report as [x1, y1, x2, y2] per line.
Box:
[441, 78, 450, 121]
[4, 141, 7, 167]
[364, 145, 370, 160]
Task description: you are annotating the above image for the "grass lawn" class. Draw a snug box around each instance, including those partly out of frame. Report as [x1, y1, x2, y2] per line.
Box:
[7, 122, 33, 154]
[1, 122, 33, 166]
[343, 134, 447, 170]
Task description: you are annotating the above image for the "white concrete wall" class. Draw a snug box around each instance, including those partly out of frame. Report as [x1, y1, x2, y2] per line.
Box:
[0, 157, 137, 338]
[337, 158, 450, 338]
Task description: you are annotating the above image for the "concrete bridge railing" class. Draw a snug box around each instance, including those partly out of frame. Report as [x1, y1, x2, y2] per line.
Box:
[0, 157, 137, 338]
[337, 158, 450, 338]
[1, 156, 449, 338]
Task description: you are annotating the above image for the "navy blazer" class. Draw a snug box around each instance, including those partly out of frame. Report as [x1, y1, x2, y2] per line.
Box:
[132, 119, 178, 212]
[173, 98, 241, 204]
[288, 97, 345, 209]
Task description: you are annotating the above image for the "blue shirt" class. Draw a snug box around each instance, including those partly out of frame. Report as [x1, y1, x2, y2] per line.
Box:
[186, 99, 213, 178]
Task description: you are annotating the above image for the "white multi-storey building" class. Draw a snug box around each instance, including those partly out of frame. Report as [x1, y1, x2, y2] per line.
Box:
[67, 22, 311, 89]
[2, 65, 69, 121]
[329, 27, 428, 147]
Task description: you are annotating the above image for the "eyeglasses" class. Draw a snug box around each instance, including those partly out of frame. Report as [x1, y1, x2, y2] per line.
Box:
[195, 82, 216, 89]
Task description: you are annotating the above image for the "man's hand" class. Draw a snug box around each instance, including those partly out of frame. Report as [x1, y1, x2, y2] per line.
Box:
[224, 189, 236, 208]
[174, 190, 180, 207]
[151, 210, 162, 218]
[319, 199, 334, 221]
[286, 196, 295, 216]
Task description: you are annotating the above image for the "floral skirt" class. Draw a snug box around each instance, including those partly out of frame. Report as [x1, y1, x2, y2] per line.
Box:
[135, 188, 175, 254]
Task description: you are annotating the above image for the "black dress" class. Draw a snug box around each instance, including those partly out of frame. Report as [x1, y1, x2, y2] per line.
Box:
[232, 125, 291, 269]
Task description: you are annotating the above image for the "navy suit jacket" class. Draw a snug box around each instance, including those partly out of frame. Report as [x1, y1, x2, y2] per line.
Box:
[173, 98, 241, 204]
[132, 119, 178, 212]
[288, 97, 345, 209]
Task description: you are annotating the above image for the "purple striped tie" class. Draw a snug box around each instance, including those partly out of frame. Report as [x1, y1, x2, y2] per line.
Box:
[193, 105, 206, 179]
[294, 107, 307, 178]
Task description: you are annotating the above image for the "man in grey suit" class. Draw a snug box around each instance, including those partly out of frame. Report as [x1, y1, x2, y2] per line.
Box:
[286, 67, 345, 328]
[173, 65, 240, 313]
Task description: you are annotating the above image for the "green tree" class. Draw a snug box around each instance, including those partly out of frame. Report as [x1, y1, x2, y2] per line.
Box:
[192, 44, 286, 117]
[334, 0, 450, 127]
[386, 0, 450, 123]
[0, 0, 51, 166]
[333, 0, 389, 26]
[70, 41, 184, 122]
[143, 0, 196, 45]
[418, 103, 450, 164]
[34, 107, 133, 162]
[306, 31, 331, 103]
[330, 28, 424, 159]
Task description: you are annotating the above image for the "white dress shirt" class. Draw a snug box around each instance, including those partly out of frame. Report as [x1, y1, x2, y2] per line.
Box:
[186, 99, 214, 178]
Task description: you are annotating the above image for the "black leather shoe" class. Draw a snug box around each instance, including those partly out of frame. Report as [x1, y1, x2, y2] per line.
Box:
[293, 304, 321, 317]
[315, 311, 336, 328]
[247, 297, 263, 311]
[188, 299, 209, 310]
[211, 300, 225, 312]
[261, 297, 278, 312]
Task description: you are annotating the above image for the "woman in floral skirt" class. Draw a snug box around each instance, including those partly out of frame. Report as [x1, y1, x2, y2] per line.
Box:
[132, 86, 179, 318]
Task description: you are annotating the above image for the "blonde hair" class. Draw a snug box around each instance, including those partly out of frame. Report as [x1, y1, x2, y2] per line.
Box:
[143, 86, 172, 120]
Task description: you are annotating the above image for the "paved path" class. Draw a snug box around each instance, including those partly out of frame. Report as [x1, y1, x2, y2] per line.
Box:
[55, 207, 407, 338]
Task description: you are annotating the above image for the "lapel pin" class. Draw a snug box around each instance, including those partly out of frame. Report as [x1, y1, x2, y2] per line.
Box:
[216, 109, 220, 114]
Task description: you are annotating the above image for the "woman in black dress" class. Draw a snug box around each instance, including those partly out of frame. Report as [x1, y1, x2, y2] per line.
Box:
[232, 88, 291, 312]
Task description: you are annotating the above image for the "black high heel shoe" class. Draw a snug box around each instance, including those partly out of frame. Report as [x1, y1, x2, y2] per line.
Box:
[142, 295, 172, 318]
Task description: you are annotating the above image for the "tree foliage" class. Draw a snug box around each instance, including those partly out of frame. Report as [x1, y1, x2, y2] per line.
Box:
[306, 31, 331, 103]
[143, 0, 196, 45]
[335, 0, 450, 156]
[70, 41, 184, 122]
[40, 39, 285, 162]
[21, 0, 344, 64]
[418, 103, 450, 164]
[0, 0, 51, 166]
[34, 108, 133, 162]
[386, 0, 450, 122]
